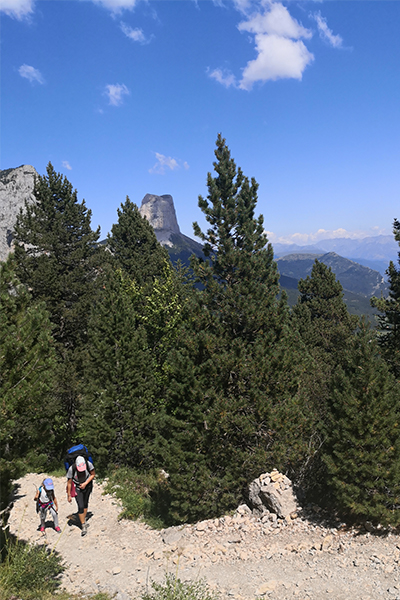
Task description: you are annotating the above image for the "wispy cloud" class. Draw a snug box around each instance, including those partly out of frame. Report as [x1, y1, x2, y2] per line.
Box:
[311, 12, 343, 49]
[237, 2, 314, 90]
[120, 21, 150, 43]
[62, 161, 72, 171]
[104, 83, 129, 106]
[0, 0, 34, 20]
[208, 67, 237, 88]
[149, 153, 189, 175]
[90, 0, 139, 14]
[18, 64, 44, 84]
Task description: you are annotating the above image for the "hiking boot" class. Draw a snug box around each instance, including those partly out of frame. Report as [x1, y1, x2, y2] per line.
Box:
[55, 526, 61, 533]
[81, 523, 87, 536]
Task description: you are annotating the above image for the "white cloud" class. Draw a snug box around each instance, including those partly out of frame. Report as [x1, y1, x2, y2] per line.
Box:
[120, 21, 149, 43]
[311, 12, 343, 49]
[208, 68, 237, 88]
[104, 83, 129, 106]
[0, 0, 34, 19]
[62, 161, 72, 171]
[89, 0, 139, 14]
[238, 3, 312, 40]
[18, 64, 44, 84]
[237, 2, 314, 90]
[233, 0, 253, 14]
[240, 34, 313, 89]
[266, 228, 386, 246]
[149, 153, 188, 175]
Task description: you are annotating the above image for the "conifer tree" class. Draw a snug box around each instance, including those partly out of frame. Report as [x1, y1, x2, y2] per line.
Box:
[371, 218, 400, 377]
[0, 257, 57, 508]
[323, 325, 400, 525]
[163, 135, 310, 521]
[107, 197, 170, 286]
[293, 260, 359, 419]
[79, 269, 161, 470]
[13, 163, 105, 439]
[292, 261, 359, 492]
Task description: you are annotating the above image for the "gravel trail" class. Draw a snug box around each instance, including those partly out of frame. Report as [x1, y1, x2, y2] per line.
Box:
[7, 473, 400, 600]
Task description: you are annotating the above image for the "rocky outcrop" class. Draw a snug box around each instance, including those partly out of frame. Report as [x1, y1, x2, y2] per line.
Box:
[139, 193, 204, 264]
[248, 468, 299, 520]
[139, 193, 180, 247]
[0, 165, 37, 262]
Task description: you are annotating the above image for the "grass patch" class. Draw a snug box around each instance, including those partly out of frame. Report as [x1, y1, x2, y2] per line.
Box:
[103, 466, 170, 529]
[142, 573, 220, 600]
[0, 536, 64, 600]
[0, 535, 113, 600]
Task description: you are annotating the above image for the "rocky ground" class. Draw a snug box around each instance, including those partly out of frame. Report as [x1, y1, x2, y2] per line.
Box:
[7, 473, 400, 600]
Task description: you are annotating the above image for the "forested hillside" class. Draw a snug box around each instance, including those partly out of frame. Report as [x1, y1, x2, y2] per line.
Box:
[2, 137, 400, 528]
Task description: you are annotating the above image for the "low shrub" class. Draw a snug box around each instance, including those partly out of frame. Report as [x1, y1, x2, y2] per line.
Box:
[103, 465, 170, 528]
[142, 573, 220, 600]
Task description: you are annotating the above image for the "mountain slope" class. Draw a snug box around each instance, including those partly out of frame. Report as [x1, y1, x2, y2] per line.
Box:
[276, 252, 387, 298]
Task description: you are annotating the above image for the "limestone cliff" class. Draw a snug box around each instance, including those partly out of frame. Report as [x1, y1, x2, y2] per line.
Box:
[0, 165, 37, 262]
[139, 193, 180, 247]
[139, 193, 204, 264]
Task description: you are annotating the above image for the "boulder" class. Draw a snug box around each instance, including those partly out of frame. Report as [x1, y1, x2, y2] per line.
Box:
[248, 469, 299, 520]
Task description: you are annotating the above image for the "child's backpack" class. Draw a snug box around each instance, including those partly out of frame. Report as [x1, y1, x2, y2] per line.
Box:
[64, 444, 93, 473]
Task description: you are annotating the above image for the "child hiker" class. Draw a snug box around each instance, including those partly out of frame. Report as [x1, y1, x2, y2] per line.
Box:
[34, 477, 61, 534]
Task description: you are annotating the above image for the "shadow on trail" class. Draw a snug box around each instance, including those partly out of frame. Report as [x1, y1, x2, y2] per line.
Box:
[299, 504, 397, 539]
[66, 510, 93, 530]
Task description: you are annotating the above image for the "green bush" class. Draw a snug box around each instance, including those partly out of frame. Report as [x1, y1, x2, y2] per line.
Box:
[142, 573, 220, 600]
[0, 538, 64, 599]
[103, 466, 170, 528]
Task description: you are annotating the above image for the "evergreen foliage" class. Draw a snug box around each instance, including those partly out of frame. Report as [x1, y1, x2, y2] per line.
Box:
[371, 218, 400, 376]
[292, 261, 359, 492]
[107, 197, 170, 286]
[0, 257, 57, 508]
[163, 135, 311, 522]
[293, 260, 359, 417]
[323, 325, 400, 525]
[13, 163, 105, 440]
[79, 268, 160, 470]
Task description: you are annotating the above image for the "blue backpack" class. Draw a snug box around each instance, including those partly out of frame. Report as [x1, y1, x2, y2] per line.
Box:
[64, 444, 93, 473]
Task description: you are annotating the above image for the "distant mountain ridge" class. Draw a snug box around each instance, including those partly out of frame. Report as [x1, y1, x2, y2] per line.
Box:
[276, 252, 388, 298]
[273, 235, 398, 276]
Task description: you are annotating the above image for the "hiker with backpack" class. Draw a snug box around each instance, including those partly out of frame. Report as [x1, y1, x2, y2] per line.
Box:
[66, 454, 95, 536]
[34, 477, 61, 534]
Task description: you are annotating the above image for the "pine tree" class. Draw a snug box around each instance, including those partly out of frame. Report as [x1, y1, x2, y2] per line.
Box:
[371, 218, 400, 377]
[323, 325, 400, 525]
[0, 257, 57, 509]
[293, 260, 359, 417]
[163, 135, 311, 521]
[79, 269, 161, 470]
[13, 163, 105, 439]
[107, 197, 170, 286]
[292, 260, 359, 493]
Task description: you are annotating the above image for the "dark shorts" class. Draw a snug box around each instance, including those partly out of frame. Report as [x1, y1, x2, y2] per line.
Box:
[75, 481, 93, 514]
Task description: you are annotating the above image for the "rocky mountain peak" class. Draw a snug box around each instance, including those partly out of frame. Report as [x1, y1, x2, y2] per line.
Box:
[139, 193, 180, 247]
[0, 165, 37, 262]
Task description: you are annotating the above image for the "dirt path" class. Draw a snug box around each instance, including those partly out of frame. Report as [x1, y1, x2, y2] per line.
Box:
[7, 473, 400, 600]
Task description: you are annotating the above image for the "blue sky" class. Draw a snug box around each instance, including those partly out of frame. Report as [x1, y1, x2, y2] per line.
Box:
[1, 0, 399, 245]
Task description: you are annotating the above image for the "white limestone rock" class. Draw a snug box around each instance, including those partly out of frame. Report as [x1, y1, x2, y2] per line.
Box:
[0, 165, 37, 262]
[139, 193, 180, 247]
